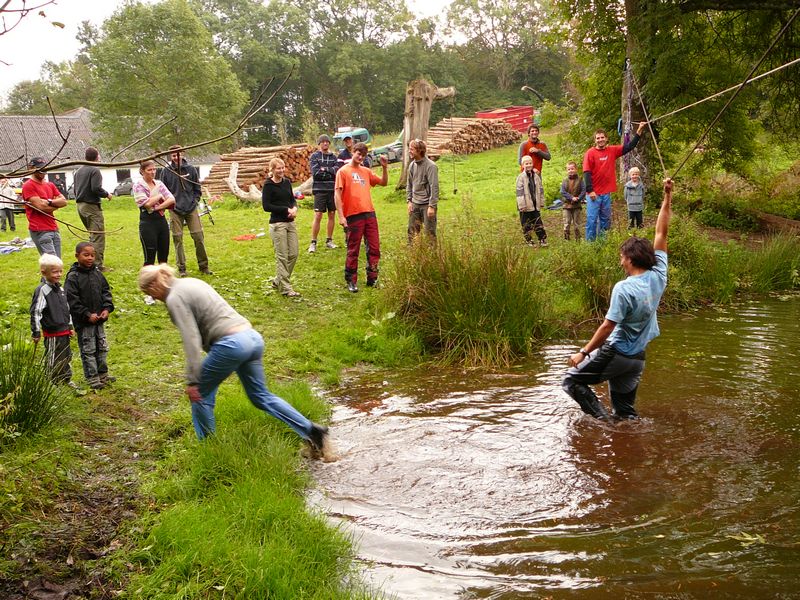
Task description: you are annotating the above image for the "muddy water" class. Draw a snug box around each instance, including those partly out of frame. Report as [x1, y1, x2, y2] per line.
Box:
[310, 296, 800, 599]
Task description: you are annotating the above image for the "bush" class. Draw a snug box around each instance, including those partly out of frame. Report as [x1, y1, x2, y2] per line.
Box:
[692, 193, 760, 231]
[741, 234, 800, 293]
[0, 334, 67, 445]
[381, 205, 562, 366]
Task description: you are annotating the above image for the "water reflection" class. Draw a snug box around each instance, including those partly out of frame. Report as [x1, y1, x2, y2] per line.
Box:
[310, 296, 800, 598]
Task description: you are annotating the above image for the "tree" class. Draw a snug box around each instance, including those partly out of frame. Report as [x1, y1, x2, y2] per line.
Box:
[446, 0, 568, 94]
[89, 0, 248, 151]
[554, 0, 800, 176]
[192, 0, 308, 144]
[2, 60, 94, 115]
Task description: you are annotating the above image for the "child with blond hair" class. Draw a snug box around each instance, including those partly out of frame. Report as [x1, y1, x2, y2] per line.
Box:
[30, 253, 74, 385]
[624, 167, 645, 229]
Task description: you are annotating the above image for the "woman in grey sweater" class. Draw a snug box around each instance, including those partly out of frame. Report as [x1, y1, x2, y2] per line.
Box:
[138, 264, 328, 453]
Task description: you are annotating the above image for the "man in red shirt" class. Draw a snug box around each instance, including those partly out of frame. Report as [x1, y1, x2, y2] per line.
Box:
[517, 124, 551, 173]
[334, 143, 388, 293]
[21, 157, 68, 257]
[582, 122, 647, 241]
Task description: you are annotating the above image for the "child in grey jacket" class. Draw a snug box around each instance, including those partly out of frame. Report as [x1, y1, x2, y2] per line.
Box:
[624, 167, 645, 229]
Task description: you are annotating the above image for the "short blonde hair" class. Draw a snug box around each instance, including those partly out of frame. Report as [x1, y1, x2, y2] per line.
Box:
[628, 167, 640, 175]
[138, 263, 175, 292]
[268, 158, 284, 178]
[521, 155, 533, 166]
[39, 253, 63, 272]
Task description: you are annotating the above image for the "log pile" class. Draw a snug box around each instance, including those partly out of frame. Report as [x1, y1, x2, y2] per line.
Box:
[203, 144, 314, 197]
[426, 118, 521, 157]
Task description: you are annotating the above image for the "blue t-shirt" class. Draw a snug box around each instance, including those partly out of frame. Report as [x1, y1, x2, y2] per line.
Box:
[605, 250, 668, 356]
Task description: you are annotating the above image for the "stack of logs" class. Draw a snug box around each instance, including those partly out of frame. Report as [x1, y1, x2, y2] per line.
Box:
[426, 117, 521, 157]
[203, 144, 314, 197]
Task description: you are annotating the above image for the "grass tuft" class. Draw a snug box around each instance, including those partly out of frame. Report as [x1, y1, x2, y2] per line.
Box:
[0, 333, 68, 445]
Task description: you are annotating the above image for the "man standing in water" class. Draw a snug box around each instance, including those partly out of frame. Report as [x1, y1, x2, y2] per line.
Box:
[562, 178, 673, 422]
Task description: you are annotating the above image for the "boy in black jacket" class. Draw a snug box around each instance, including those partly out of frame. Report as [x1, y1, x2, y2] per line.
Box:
[30, 253, 73, 385]
[64, 242, 115, 389]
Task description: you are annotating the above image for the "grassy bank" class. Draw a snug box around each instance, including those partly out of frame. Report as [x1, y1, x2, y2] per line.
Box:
[1, 132, 797, 597]
[0, 184, 419, 597]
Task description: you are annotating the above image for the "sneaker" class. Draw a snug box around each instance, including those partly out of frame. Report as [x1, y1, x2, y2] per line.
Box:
[283, 290, 301, 298]
[144, 294, 156, 305]
[366, 279, 378, 288]
[100, 374, 116, 385]
[90, 380, 106, 390]
[200, 268, 214, 275]
[539, 240, 549, 248]
[178, 270, 188, 278]
[307, 423, 329, 454]
[347, 281, 359, 293]
[325, 239, 337, 249]
[308, 240, 317, 253]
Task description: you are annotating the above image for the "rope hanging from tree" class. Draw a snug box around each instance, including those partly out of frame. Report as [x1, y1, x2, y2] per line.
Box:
[622, 59, 649, 182]
[669, 6, 800, 178]
[626, 6, 799, 182]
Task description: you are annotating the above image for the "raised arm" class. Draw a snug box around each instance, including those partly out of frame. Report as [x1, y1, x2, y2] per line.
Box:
[653, 178, 673, 252]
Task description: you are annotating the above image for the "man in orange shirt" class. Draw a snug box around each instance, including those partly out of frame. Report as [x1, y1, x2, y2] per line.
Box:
[334, 143, 388, 293]
[517, 124, 551, 173]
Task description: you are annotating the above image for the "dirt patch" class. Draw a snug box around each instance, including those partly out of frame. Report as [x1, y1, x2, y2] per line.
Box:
[0, 390, 178, 599]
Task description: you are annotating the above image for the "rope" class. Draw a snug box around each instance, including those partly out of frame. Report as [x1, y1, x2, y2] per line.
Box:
[630, 71, 667, 177]
[672, 7, 800, 178]
[649, 56, 800, 124]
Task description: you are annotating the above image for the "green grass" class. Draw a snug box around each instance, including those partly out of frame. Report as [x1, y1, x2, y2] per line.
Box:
[0, 129, 797, 597]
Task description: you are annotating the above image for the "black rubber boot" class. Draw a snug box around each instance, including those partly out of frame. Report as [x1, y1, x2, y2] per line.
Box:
[563, 378, 612, 421]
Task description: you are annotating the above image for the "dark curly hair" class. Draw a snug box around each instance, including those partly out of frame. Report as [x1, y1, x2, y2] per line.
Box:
[620, 237, 656, 269]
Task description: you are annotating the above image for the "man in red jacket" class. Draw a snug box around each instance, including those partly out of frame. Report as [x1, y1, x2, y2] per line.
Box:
[582, 122, 647, 241]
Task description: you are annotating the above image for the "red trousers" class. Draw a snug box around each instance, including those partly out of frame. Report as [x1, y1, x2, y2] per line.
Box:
[345, 213, 380, 284]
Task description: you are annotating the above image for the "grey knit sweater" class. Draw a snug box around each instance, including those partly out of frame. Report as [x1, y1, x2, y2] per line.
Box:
[165, 278, 250, 385]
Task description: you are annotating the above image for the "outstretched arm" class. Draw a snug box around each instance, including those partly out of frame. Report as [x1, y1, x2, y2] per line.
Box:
[653, 178, 673, 252]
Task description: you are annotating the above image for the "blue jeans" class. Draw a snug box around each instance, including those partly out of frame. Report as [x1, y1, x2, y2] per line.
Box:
[193, 328, 313, 440]
[30, 229, 62, 257]
[585, 194, 612, 241]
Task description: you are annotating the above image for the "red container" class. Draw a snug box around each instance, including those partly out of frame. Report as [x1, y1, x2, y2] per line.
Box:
[475, 105, 535, 132]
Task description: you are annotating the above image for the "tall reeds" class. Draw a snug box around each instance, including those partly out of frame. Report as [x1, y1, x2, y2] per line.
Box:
[0, 334, 67, 445]
[382, 208, 563, 366]
[383, 213, 800, 367]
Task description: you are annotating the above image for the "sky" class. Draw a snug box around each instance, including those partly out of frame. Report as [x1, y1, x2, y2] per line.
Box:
[0, 0, 450, 102]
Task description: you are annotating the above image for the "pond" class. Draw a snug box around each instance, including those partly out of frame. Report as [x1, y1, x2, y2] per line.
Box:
[310, 296, 800, 599]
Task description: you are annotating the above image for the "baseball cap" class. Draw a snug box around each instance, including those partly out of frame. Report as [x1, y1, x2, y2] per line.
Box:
[29, 157, 47, 169]
[317, 134, 331, 143]
[343, 134, 353, 141]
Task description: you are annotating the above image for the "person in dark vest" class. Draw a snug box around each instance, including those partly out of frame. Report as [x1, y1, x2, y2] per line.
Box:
[74, 147, 113, 270]
[161, 145, 212, 276]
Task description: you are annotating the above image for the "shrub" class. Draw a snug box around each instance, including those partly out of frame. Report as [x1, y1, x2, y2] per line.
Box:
[381, 207, 562, 366]
[741, 234, 800, 293]
[660, 217, 742, 308]
[0, 334, 67, 445]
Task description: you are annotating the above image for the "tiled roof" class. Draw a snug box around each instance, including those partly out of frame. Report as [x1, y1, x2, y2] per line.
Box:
[0, 108, 221, 172]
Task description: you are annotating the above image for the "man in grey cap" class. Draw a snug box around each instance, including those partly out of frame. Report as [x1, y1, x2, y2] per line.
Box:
[21, 157, 67, 257]
[308, 134, 340, 253]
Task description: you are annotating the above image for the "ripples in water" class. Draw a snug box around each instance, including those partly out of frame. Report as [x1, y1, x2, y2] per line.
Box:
[311, 297, 800, 598]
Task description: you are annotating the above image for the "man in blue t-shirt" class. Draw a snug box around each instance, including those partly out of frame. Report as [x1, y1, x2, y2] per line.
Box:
[562, 179, 674, 421]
